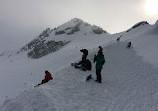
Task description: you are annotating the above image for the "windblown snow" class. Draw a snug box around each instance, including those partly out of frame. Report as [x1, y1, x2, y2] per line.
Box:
[0, 18, 158, 111]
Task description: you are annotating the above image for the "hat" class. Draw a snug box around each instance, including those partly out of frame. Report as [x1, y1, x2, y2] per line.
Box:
[45, 70, 48, 73]
[99, 46, 103, 52]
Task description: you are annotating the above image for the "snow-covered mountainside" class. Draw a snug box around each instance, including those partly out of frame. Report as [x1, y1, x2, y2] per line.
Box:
[114, 21, 150, 39]
[17, 18, 107, 59]
[126, 21, 149, 32]
[1, 42, 158, 111]
[0, 18, 158, 111]
[0, 18, 111, 106]
[118, 20, 158, 67]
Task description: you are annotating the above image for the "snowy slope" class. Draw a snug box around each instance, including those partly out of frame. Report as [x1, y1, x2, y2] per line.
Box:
[117, 21, 158, 67]
[16, 18, 107, 59]
[0, 18, 111, 105]
[1, 19, 158, 110]
[1, 42, 158, 111]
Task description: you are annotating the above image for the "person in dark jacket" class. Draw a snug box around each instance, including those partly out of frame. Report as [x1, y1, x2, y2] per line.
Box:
[126, 41, 131, 48]
[94, 46, 105, 83]
[79, 49, 88, 66]
[75, 49, 88, 71]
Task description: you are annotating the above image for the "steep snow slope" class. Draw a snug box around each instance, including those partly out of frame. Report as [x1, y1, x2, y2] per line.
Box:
[118, 21, 158, 67]
[1, 42, 158, 111]
[0, 32, 112, 105]
[1, 19, 158, 110]
[0, 18, 110, 105]
[15, 18, 107, 59]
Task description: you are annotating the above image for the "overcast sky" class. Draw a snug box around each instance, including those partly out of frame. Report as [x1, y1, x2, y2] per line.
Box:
[0, 0, 158, 52]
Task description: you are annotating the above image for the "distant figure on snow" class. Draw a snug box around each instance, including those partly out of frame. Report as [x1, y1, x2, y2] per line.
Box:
[35, 71, 53, 87]
[94, 46, 105, 83]
[117, 37, 120, 41]
[41, 71, 53, 84]
[126, 41, 131, 48]
[117, 36, 121, 41]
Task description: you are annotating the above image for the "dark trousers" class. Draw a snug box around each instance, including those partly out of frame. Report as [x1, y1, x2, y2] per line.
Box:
[78, 61, 86, 67]
[41, 79, 48, 84]
[77, 61, 86, 71]
[96, 69, 102, 83]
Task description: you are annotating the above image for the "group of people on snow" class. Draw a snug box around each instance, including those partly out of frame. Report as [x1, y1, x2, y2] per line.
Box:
[37, 46, 105, 86]
[37, 39, 132, 85]
[73, 46, 105, 83]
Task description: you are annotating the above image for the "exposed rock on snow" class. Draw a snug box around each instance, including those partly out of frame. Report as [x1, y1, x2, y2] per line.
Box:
[126, 21, 149, 32]
[27, 41, 69, 59]
[17, 18, 107, 59]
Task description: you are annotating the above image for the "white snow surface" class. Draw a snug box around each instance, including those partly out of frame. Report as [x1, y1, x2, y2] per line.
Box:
[0, 20, 158, 111]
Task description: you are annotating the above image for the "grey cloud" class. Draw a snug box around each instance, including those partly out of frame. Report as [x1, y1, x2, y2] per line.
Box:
[0, 0, 157, 52]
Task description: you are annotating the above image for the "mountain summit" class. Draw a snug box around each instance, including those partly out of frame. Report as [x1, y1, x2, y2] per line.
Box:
[126, 21, 149, 32]
[17, 18, 107, 59]
[55, 18, 107, 35]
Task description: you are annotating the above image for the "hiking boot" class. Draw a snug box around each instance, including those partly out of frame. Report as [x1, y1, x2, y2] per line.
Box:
[82, 68, 86, 71]
[95, 80, 101, 83]
[98, 81, 101, 83]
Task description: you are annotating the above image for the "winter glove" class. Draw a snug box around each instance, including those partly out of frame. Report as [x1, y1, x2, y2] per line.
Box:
[93, 55, 97, 63]
[102, 60, 105, 65]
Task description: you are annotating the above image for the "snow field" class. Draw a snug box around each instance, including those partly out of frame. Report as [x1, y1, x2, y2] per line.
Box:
[1, 42, 158, 111]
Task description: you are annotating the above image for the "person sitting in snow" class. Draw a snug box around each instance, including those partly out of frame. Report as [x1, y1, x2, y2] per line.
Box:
[79, 49, 88, 65]
[75, 49, 89, 71]
[94, 46, 105, 83]
[41, 71, 53, 84]
[36, 71, 53, 86]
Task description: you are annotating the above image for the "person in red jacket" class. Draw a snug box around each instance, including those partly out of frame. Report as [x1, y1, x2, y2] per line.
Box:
[35, 71, 53, 87]
[41, 71, 53, 84]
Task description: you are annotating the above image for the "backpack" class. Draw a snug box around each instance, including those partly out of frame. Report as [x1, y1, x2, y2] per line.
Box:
[86, 59, 92, 70]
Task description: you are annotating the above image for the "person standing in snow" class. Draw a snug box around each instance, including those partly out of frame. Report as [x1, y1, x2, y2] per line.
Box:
[126, 41, 131, 48]
[94, 46, 105, 83]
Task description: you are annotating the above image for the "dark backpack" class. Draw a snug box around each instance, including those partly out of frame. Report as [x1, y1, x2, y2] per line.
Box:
[85, 59, 92, 70]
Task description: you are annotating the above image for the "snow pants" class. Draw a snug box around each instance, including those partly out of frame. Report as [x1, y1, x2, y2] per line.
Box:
[96, 69, 102, 83]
